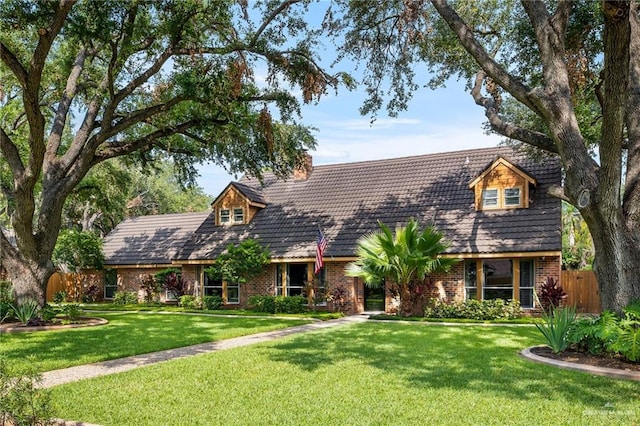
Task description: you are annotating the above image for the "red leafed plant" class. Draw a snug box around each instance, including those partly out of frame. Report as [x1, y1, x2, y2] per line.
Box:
[537, 276, 567, 312]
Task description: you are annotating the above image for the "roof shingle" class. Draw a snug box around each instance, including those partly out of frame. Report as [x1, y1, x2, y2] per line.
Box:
[176, 147, 562, 261]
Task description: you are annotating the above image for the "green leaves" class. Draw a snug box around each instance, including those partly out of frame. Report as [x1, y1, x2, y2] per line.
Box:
[52, 229, 104, 272]
[346, 218, 458, 315]
[535, 305, 577, 353]
[205, 239, 270, 285]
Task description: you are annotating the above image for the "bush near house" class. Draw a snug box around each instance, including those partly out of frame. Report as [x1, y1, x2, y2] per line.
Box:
[248, 296, 307, 314]
[424, 298, 522, 321]
[537, 276, 567, 312]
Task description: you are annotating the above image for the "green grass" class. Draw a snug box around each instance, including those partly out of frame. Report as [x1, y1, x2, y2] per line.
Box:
[0, 312, 310, 373]
[80, 303, 343, 320]
[49, 322, 640, 426]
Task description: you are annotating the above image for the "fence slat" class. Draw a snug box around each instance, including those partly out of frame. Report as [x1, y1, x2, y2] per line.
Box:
[561, 270, 601, 313]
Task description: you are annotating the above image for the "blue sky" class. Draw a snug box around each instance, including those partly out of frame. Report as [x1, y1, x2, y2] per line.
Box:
[196, 78, 503, 197]
[195, 3, 503, 197]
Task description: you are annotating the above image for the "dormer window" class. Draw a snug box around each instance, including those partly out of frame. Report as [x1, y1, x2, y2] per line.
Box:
[482, 187, 523, 209]
[233, 208, 244, 223]
[482, 189, 499, 208]
[220, 209, 230, 224]
[504, 187, 521, 206]
[211, 182, 266, 226]
[469, 157, 536, 212]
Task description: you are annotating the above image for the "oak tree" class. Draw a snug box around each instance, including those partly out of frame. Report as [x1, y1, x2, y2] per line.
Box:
[330, 0, 640, 312]
[0, 0, 346, 305]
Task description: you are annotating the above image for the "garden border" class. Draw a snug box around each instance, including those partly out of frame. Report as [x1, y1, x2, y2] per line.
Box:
[520, 345, 640, 381]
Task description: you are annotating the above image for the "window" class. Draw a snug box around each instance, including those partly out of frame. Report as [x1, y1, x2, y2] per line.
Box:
[504, 187, 521, 206]
[275, 263, 309, 297]
[204, 272, 239, 304]
[226, 282, 240, 304]
[219, 208, 230, 224]
[233, 208, 244, 223]
[104, 269, 117, 299]
[464, 261, 477, 300]
[519, 260, 535, 309]
[203, 273, 223, 297]
[483, 259, 513, 301]
[482, 189, 499, 208]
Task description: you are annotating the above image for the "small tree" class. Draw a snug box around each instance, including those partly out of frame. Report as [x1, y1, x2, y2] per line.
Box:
[139, 274, 160, 304]
[205, 239, 270, 303]
[346, 219, 458, 316]
[52, 230, 104, 302]
[155, 269, 190, 301]
[537, 276, 567, 312]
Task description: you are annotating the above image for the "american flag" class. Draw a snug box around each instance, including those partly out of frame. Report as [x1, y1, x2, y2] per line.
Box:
[314, 228, 328, 274]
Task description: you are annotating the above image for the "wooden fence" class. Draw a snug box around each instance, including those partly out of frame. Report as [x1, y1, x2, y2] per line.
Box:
[46, 270, 104, 302]
[561, 270, 601, 313]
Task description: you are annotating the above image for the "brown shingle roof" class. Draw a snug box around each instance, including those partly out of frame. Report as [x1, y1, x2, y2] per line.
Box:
[177, 147, 561, 261]
[104, 212, 210, 266]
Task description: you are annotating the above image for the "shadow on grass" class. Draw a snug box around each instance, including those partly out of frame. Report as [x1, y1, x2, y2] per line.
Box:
[1, 313, 306, 372]
[267, 322, 640, 408]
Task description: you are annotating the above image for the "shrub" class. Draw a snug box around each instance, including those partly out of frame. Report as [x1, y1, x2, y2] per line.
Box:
[82, 284, 101, 303]
[52, 290, 66, 304]
[39, 305, 58, 323]
[202, 295, 223, 310]
[248, 295, 277, 313]
[327, 284, 350, 313]
[139, 274, 159, 303]
[275, 296, 307, 314]
[0, 358, 53, 426]
[113, 290, 138, 305]
[424, 298, 522, 320]
[568, 305, 640, 362]
[155, 268, 190, 300]
[63, 304, 82, 321]
[178, 295, 201, 309]
[535, 305, 577, 353]
[11, 300, 39, 325]
[537, 276, 567, 312]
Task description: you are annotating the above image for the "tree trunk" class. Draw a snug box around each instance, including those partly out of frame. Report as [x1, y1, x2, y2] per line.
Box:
[589, 218, 640, 313]
[2, 252, 54, 307]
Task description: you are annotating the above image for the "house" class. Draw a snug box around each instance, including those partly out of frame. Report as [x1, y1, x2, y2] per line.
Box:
[102, 146, 562, 313]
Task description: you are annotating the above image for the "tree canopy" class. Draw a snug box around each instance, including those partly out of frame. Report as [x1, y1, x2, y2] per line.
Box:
[330, 0, 640, 312]
[0, 0, 349, 305]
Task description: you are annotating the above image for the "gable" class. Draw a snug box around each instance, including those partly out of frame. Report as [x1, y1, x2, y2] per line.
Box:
[468, 157, 537, 211]
[211, 183, 265, 226]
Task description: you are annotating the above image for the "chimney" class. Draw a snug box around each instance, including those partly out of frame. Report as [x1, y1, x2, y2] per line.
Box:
[293, 153, 313, 181]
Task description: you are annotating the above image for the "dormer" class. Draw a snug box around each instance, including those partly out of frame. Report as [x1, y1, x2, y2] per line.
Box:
[469, 157, 537, 211]
[211, 182, 266, 226]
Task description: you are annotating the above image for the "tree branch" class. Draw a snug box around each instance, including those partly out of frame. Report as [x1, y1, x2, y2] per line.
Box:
[0, 42, 28, 86]
[471, 72, 558, 153]
[0, 126, 25, 178]
[93, 120, 201, 162]
[249, 0, 301, 47]
[46, 46, 88, 160]
[430, 0, 539, 115]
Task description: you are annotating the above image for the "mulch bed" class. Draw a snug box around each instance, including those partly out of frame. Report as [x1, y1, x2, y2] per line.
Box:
[0, 317, 107, 333]
[530, 346, 640, 372]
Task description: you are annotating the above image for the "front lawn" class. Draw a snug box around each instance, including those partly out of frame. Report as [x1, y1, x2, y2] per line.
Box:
[50, 322, 640, 425]
[0, 312, 310, 373]
[80, 302, 342, 320]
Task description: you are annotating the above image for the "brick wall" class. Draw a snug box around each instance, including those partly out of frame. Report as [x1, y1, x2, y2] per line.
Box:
[100, 255, 561, 312]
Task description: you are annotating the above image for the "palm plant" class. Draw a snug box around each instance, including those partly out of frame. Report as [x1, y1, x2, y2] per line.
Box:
[346, 218, 458, 316]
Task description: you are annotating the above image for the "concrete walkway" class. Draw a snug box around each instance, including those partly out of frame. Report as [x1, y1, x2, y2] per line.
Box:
[39, 315, 368, 389]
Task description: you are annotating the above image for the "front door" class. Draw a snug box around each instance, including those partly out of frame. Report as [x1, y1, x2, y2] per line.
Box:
[364, 283, 385, 311]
